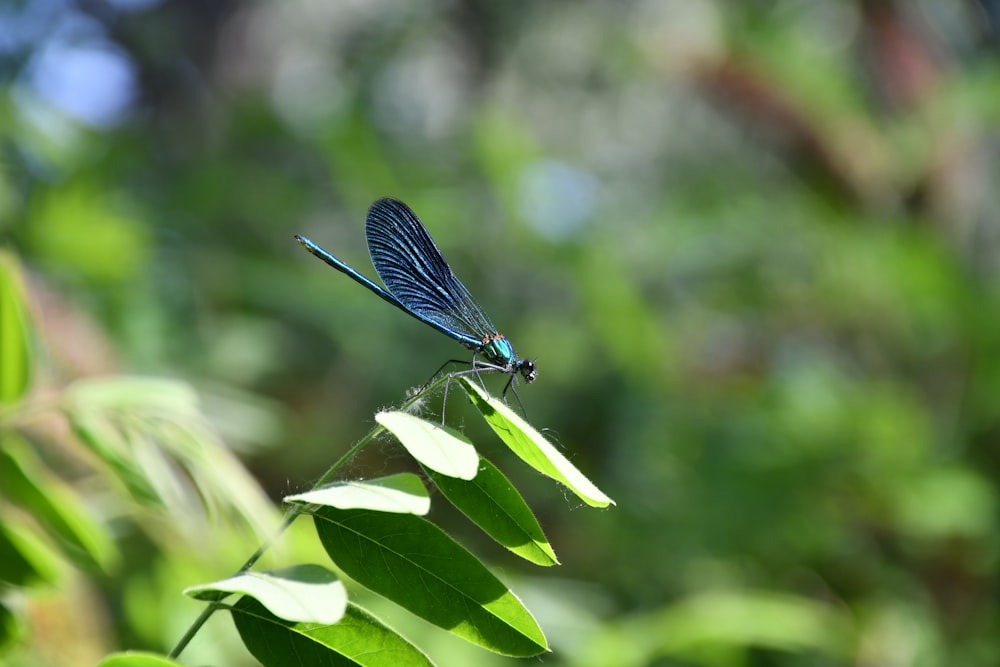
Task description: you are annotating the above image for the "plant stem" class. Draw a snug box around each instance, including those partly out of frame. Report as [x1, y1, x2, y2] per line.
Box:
[168, 374, 449, 659]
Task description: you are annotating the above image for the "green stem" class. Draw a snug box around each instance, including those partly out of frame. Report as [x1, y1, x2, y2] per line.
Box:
[168, 374, 450, 659]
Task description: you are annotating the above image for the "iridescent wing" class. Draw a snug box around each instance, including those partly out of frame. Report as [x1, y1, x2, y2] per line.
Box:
[366, 198, 498, 347]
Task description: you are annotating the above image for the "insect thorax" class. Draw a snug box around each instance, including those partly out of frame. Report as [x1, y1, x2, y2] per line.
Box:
[481, 335, 516, 367]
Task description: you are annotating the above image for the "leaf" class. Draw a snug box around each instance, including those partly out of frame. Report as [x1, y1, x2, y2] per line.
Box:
[69, 412, 161, 505]
[647, 591, 854, 657]
[0, 250, 32, 404]
[460, 379, 614, 508]
[231, 597, 435, 667]
[66, 376, 202, 417]
[96, 652, 187, 667]
[185, 565, 347, 625]
[313, 506, 548, 657]
[0, 600, 17, 652]
[375, 411, 478, 479]
[64, 377, 281, 543]
[424, 457, 558, 566]
[285, 473, 430, 515]
[0, 435, 117, 572]
[0, 513, 61, 587]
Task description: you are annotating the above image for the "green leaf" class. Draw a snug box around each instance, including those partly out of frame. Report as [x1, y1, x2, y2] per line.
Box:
[0, 250, 32, 404]
[64, 377, 280, 542]
[0, 512, 61, 587]
[185, 564, 347, 625]
[69, 412, 161, 505]
[66, 376, 202, 416]
[285, 473, 430, 515]
[0, 600, 17, 652]
[577, 591, 854, 664]
[0, 435, 117, 572]
[96, 652, 187, 667]
[232, 597, 435, 667]
[460, 379, 614, 508]
[424, 457, 558, 566]
[648, 591, 854, 657]
[375, 411, 479, 479]
[27, 181, 150, 284]
[313, 506, 548, 657]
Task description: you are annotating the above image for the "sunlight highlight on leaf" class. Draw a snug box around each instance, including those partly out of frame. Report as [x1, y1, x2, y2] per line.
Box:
[425, 457, 558, 566]
[313, 506, 548, 657]
[375, 411, 479, 479]
[232, 598, 434, 667]
[285, 473, 431, 515]
[185, 564, 347, 625]
[0, 251, 32, 404]
[460, 379, 614, 508]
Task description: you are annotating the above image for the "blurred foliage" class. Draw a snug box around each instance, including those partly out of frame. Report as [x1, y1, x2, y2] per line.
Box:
[3, 0, 1000, 665]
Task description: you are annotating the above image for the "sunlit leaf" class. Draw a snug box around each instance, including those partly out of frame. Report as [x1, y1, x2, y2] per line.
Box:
[375, 411, 478, 479]
[232, 597, 435, 667]
[313, 506, 547, 657]
[27, 182, 150, 284]
[425, 457, 558, 566]
[892, 466, 996, 539]
[0, 435, 117, 572]
[286, 473, 430, 515]
[651, 591, 853, 657]
[97, 652, 186, 667]
[0, 512, 61, 587]
[66, 376, 201, 417]
[69, 412, 161, 505]
[579, 590, 854, 664]
[0, 250, 32, 404]
[64, 376, 280, 542]
[185, 564, 347, 625]
[0, 600, 17, 652]
[460, 379, 614, 508]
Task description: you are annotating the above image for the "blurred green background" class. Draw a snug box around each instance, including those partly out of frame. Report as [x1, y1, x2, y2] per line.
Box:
[3, 1, 1000, 665]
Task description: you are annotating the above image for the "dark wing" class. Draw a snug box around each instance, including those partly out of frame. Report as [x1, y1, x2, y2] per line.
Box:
[366, 198, 498, 345]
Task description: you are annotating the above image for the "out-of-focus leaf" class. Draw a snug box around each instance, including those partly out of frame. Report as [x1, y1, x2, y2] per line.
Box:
[578, 590, 854, 664]
[69, 412, 161, 505]
[892, 466, 996, 540]
[285, 473, 430, 515]
[424, 457, 558, 566]
[185, 565, 347, 625]
[66, 376, 201, 418]
[0, 512, 61, 587]
[0, 600, 18, 652]
[96, 652, 186, 667]
[0, 250, 32, 404]
[0, 435, 116, 572]
[231, 597, 435, 667]
[65, 379, 191, 507]
[313, 506, 548, 657]
[473, 110, 541, 210]
[64, 376, 280, 543]
[460, 379, 614, 508]
[26, 182, 150, 284]
[375, 411, 479, 479]
[650, 591, 853, 656]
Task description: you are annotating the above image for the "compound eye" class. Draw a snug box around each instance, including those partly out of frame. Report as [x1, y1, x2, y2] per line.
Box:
[520, 359, 538, 383]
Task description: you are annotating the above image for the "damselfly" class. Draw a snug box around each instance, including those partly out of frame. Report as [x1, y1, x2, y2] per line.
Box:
[295, 197, 537, 408]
